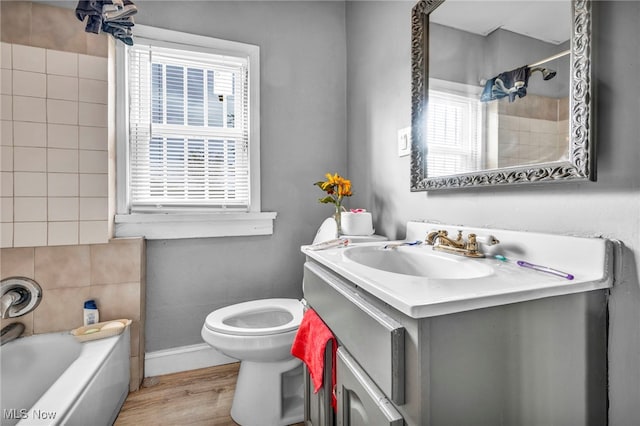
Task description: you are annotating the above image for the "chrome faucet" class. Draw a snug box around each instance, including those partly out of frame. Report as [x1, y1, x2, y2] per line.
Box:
[1, 322, 25, 345]
[426, 230, 499, 258]
[1, 277, 42, 319]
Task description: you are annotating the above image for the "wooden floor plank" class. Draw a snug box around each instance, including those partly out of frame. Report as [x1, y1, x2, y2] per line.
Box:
[114, 363, 304, 426]
[115, 363, 241, 426]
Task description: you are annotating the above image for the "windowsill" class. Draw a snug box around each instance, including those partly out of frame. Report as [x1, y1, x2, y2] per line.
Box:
[114, 212, 277, 239]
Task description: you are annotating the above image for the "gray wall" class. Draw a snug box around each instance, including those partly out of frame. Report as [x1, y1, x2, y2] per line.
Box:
[133, 1, 348, 351]
[345, 1, 640, 425]
[35, 1, 639, 423]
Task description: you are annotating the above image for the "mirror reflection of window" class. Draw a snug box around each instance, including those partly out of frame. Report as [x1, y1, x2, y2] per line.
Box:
[426, 89, 483, 177]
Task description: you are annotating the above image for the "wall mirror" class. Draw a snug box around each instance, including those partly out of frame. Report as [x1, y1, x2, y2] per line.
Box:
[410, 0, 594, 190]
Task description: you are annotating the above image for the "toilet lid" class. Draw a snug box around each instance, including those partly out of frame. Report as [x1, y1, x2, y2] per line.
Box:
[204, 298, 303, 336]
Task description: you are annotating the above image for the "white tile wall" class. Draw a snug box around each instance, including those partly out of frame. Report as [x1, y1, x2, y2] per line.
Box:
[1, 43, 12, 70]
[48, 221, 79, 246]
[13, 96, 46, 122]
[48, 173, 78, 197]
[14, 222, 47, 247]
[80, 197, 107, 220]
[48, 124, 78, 149]
[0, 223, 12, 247]
[14, 172, 47, 196]
[0, 43, 109, 247]
[12, 45, 46, 73]
[48, 148, 79, 173]
[13, 122, 46, 147]
[1, 69, 12, 95]
[13, 70, 47, 98]
[79, 79, 107, 104]
[497, 113, 567, 168]
[1, 197, 13, 222]
[14, 197, 47, 222]
[79, 126, 107, 150]
[78, 55, 108, 80]
[47, 75, 79, 101]
[1, 95, 13, 120]
[1, 120, 12, 145]
[79, 221, 107, 244]
[14, 147, 46, 172]
[48, 197, 79, 221]
[79, 150, 107, 173]
[1, 146, 12, 171]
[80, 173, 108, 197]
[1, 172, 13, 197]
[47, 99, 79, 125]
[79, 103, 107, 127]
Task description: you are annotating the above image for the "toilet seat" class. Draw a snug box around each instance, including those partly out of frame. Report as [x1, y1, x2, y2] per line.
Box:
[204, 298, 303, 337]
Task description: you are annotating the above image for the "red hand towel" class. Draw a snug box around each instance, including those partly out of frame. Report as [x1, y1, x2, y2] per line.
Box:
[291, 308, 337, 410]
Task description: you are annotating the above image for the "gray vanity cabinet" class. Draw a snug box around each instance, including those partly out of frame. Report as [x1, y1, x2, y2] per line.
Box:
[303, 261, 407, 426]
[336, 347, 404, 426]
[302, 257, 609, 426]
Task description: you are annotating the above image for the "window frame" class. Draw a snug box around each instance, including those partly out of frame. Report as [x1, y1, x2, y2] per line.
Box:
[115, 25, 276, 239]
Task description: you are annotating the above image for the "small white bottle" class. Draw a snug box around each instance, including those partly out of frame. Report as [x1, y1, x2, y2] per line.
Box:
[83, 299, 99, 326]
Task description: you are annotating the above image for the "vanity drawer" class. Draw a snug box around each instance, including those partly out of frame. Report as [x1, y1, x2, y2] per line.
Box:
[336, 347, 404, 426]
[303, 262, 405, 405]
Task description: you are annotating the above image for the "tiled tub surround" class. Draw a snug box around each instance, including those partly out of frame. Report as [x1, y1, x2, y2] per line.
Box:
[0, 41, 109, 248]
[0, 0, 142, 392]
[494, 95, 569, 168]
[0, 238, 146, 391]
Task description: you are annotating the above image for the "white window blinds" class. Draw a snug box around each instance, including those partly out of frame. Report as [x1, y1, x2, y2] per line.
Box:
[127, 43, 250, 212]
[426, 90, 483, 177]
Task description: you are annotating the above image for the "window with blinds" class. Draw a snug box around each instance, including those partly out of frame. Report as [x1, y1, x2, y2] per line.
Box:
[127, 43, 250, 212]
[426, 90, 483, 177]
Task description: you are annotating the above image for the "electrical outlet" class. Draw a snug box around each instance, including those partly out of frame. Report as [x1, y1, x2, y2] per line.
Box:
[397, 127, 411, 157]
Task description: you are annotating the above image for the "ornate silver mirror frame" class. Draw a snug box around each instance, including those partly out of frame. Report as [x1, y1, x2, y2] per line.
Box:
[410, 0, 594, 190]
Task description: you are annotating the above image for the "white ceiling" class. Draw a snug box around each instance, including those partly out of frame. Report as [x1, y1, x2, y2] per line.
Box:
[429, 0, 572, 45]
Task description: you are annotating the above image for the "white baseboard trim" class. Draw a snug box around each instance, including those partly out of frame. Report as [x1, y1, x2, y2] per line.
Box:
[144, 343, 238, 377]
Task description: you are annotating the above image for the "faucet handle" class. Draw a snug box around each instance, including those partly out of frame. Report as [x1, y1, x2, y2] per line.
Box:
[476, 234, 500, 246]
[466, 233, 479, 252]
[1, 277, 42, 319]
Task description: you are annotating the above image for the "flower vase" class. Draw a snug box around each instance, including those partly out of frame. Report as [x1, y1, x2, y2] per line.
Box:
[334, 205, 342, 238]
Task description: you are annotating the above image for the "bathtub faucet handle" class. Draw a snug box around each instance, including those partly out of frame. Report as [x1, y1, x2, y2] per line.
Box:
[1, 290, 21, 318]
[1, 277, 42, 319]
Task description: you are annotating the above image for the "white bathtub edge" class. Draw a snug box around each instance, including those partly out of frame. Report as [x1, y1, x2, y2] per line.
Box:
[144, 343, 237, 377]
[16, 331, 128, 426]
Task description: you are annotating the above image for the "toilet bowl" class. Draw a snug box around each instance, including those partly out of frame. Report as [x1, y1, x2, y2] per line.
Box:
[202, 298, 303, 362]
[200, 219, 387, 425]
[201, 298, 304, 426]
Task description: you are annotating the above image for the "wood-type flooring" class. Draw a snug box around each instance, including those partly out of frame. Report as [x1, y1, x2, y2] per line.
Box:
[115, 362, 304, 426]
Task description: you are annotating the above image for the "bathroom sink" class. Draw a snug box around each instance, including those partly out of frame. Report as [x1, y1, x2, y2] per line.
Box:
[303, 221, 615, 318]
[342, 246, 494, 279]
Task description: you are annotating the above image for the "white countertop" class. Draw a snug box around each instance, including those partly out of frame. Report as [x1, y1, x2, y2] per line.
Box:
[302, 222, 616, 318]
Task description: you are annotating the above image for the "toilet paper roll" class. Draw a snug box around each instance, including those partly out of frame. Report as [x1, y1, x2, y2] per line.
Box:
[341, 212, 374, 236]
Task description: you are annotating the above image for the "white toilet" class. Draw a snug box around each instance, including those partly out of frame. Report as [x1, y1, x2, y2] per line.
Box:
[201, 217, 386, 426]
[201, 298, 304, 426]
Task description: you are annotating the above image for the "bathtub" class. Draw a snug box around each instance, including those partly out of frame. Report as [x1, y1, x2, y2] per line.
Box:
[1, 328, 130, 426]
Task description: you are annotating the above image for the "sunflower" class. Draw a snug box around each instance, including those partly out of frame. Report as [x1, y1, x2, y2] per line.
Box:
[314, 173, 353, 205]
